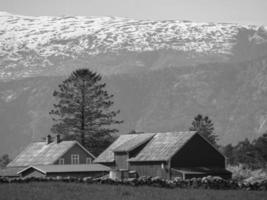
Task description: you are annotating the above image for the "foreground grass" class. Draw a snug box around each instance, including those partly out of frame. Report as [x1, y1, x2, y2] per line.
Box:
[0, 182, 266, 200]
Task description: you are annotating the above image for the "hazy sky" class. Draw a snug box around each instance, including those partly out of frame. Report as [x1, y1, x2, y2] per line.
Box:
[1, 0, 266, 25]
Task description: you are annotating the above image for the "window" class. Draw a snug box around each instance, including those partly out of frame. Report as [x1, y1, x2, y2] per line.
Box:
[59, 158, 64, 165]
[86, 157, 92, 164]
[71, 154, 80, 164]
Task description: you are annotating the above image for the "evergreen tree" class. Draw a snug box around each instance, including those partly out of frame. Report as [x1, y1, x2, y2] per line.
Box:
[189, 114, 217, 145]
[233, 138, 265, 169]
[222, 134, 267, 169]
[254, 133, 267, 162]
[0, 154, 10, 168]
[223, 144, 235, 165]
[50, 69, 122, 155]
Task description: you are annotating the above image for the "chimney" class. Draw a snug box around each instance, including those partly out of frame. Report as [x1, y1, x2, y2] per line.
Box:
[46, 134, 52, 144]
[56, 134, 61, 143]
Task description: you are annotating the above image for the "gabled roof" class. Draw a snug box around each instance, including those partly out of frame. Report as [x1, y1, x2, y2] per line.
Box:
[94, 131, 197, 163]
[94, 133, 155, 163]
[129, 131, 196, 162]
[17, 164, 110, 175]
[7, 140, 94, 167]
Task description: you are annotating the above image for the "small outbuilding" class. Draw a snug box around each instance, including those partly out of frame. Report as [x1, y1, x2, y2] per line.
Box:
[94, 132, 232, 180]
[17, 164, 110, 178]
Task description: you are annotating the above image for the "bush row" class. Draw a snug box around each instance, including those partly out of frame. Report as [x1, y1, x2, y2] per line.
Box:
[0, 176, 266, 191]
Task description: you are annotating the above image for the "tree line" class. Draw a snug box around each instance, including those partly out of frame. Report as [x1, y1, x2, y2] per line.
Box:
[222, 134, 267, 169]
[188, 114, 267, 169]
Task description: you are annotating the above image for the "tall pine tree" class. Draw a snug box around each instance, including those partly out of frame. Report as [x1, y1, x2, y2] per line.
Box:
[189, 114, 218, 145]
[49, 69, 122, 155]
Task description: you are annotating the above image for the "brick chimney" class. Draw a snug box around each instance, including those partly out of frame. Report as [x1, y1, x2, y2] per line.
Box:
[56, 134, 61, 143]
[46, 134, 52, 144]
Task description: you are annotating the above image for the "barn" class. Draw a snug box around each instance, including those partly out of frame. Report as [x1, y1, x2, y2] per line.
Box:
[94, 132, 232, 179]
[1, 135, 109, 178]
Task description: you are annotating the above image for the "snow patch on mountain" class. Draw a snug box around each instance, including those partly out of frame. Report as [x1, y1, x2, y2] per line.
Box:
[0, 12, 266, 80]
[0, 12, 261, 56]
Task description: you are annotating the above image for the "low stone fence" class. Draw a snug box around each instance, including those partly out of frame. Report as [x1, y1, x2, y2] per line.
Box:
[0, 176, 266, 191]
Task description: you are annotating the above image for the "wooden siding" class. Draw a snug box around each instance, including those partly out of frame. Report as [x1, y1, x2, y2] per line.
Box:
[129, 161, 168, 179]
[114, 152, 128, 170]
[55, 143, 94, 165]
[171, 134, 225, 168]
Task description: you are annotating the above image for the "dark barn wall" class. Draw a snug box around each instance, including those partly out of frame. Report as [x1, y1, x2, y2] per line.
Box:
[129, 161, 168, 179]
[55, 144, 94, 165]
[114, 152, 128, 170]
[171, 134, 225, 168]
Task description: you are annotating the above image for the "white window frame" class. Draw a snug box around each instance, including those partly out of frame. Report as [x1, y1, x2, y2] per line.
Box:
[59, 158, 65, 165]
[71, 154, 80, 164]
[86, 157, 92, 164]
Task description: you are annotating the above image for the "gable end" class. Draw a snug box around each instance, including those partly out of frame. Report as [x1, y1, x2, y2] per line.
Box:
[55, 142, 95, 164]
[170, 133, 226, 168]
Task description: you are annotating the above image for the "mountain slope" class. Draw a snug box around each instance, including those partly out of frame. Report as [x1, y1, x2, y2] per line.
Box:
[1, 12, 267, 156]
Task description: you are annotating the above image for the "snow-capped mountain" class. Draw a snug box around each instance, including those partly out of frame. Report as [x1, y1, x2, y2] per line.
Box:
[0, 11, 253, 55]
[1, 12, 267, 79]
[1, 12, 267, 157]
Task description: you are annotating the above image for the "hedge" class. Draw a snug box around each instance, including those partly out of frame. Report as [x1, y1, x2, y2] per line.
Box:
[0, 176, 266, 191]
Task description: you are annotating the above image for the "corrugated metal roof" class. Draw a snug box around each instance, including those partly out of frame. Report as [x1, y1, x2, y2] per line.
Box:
[95, 131, 196, 163]
[114, 133, 155, 152]
[18, 164, 110, 174]
[0, 167, 24, 177]
[7, 141, 77, 167]
[129, 132, 196, 161]
[94, 133, 154, 163]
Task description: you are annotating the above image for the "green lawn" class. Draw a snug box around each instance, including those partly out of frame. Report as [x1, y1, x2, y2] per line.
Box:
[0, 182, 266, 200]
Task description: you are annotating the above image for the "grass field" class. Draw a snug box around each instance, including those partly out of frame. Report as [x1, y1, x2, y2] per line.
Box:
[0, 182, 266, 200]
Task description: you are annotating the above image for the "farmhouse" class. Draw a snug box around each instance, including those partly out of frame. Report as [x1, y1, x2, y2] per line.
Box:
[1, 135, 109, 178]
[94, 131, 232, 179]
